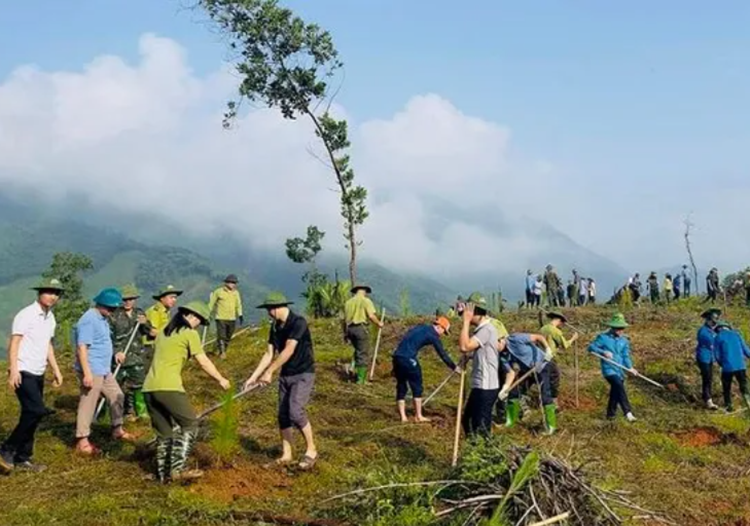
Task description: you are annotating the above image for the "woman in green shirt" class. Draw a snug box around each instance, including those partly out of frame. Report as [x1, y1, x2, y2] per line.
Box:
[143, 301, 230, 482]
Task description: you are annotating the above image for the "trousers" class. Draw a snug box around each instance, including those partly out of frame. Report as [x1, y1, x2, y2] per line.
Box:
[1, 372, 46, 462]
[697, 361, 714, 403]
[721, 370, 748, 408]
[605, 375, 632, 418]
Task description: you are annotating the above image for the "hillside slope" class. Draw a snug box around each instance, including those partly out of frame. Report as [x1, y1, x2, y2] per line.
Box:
[1, 304, 749, 525]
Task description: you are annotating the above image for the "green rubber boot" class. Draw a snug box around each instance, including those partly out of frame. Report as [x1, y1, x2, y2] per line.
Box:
[543, 404, 558, 435]
[355, 366, 368, 385]
[505, 400, 520, 428]
[134, 390, 149, 419]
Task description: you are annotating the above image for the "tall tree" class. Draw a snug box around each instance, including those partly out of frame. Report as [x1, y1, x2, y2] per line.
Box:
[42, 251, 93, 349]
[200, 0, 368, 284]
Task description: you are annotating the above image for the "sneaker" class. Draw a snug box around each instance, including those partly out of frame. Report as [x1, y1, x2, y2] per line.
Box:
[14, 461, 47, 473]
[625, 412, 637, 422]
[706, 400, 719, 410]
[0, 450, 14, 473]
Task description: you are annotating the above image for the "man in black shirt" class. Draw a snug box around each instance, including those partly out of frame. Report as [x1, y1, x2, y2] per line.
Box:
[244, 292, 317, 470]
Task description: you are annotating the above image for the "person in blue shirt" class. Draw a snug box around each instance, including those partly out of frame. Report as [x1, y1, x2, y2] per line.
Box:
[673, 273, 682, 300]
[713, 321, 750, 413]
[497, 333, 556, 434]
[588, 313, 638, 422]
[681, 265, 692, 297]
[392, 317, 458, 423]
[525, 270, 534, 308]
[695, 308, 720, 410]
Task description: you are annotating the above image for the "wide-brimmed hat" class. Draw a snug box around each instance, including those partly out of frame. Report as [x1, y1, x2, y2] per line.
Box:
[606, 313, 629, 329]
[466, 292, 490, 311]
[178, 301, 211, 325]
[120, 284, 140, 300]
[716, 320, 732, 330]
[153, 285, 183, 300]
[434, 316, 451, 334]
[701, 308, 722, 320]
[256, 292, 294, 309]
[224, 274, 239, 284]
[93, 288, 123, 309]
[350, 284, 372, 294]
[31, 278, 65, 293]
[546, 310, 567, 323]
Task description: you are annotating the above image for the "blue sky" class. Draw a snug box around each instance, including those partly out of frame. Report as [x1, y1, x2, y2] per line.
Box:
[1, 1, 749, 272]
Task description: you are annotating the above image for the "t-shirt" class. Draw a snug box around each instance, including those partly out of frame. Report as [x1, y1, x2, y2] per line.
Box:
[344, 295, 376, 325]
[540, 324, 572, 353]
[470, 320, 499, 390]
[208, 286, 243, 321]
[393, 324, 456, 369]
[12, 302, 56, 375]
[75, 309, 114, 376]
[268, 311, 315, 376]
[143, 327, 204, 392]
[504, 333, 543, 369]
[489, 317, 509, 339]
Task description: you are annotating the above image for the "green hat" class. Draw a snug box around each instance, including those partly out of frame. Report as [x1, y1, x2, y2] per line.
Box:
[606, 312, 629, 329]
[178, 301, 211, 324]
[716, 321, 732, 330]
[466, 292, 490, 311]
[351, 284, 372, 294]
[701, 308, 722, 319]
[546, 310, 567, 323]
[120, 284, 140, 300]
[153, 285, 183, 300]
[256, 292, 294, 309]
[31, 277, 65, 292]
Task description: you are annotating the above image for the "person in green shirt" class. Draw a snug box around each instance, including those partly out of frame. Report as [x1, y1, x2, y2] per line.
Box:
[343, 284, 384, 384]
[539, 311, 578, 409]
[208, 274, 244, 359]
[143, 285, 182, 352]
[143, 301, 230, 483]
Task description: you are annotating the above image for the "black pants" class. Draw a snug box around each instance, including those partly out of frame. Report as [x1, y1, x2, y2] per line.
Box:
[547, 360, 560, 399]
[1, 372, 46, 463]
[144, 391, 197, 438]
[215, 319, 237, 354]
[346, 324, 370, 368]
[393, 356, 423, 400]
[462, 388, 499, 437]
[605, 375, 632, 418]
[721, 370, 748, 408]
[509, 366, 553, 406]
[697, 361, 714, 403]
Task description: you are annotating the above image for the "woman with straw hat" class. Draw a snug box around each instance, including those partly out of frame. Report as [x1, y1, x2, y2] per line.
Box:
[588, 313, 638, 422]
[143, 301, 230, 482]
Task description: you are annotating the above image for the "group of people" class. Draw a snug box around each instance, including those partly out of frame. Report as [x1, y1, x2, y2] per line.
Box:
[627, 266, 695, 304]
[523, 266, 597, 309]
[0, 276, 318, 481]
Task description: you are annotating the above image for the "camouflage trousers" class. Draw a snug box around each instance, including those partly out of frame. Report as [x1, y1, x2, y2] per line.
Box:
[118, 348, 154, 393]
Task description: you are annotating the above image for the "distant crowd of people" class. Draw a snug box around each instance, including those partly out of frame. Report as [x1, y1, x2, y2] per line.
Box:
[522, 266, 596, 308]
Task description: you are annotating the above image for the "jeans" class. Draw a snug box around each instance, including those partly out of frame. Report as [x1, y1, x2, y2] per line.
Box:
[605, 375, 632, 418]
[697, 361, 714, 403]
[462, 388, 499, 437]
[721, 370, 748, 408]
[393, 356, 423, 400]
[1, 372, 46, 462]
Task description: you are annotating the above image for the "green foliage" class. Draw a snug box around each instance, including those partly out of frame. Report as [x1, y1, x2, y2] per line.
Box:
[457, 436, 509, 484]
[209, 391, 241, 462]
[42, 252, 93, 350]
[618, 285, 633, 309]
[399, 288, 411, 317]
[135, 247, 214, 292]
[485, 451, 540, 526]
[304, 275, 350, 318]
[285, 225, 325, 265]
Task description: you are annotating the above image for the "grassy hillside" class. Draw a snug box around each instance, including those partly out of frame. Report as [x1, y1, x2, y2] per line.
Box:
[1, 304, 749, 525]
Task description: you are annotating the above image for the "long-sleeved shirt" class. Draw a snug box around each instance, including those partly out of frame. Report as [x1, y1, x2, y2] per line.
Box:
[588, 331, 633, 379]
[143, 302, 170, 347]
[714, 328, 750, 373]
[525, 275, 535, 292]
[392, 324, 456, 370]
[707, 274, 720, 293]
[540, 323, 573, 353]
[208, 286, 243, 321]
[695, 324, 716, 364]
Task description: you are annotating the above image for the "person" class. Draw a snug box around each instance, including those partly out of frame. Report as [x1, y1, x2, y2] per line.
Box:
[566, 280, 576, 308]
[588, 313, 638, 422]
[673, 273, 682, 300]
[571, 270, 581, 306]
[578, 277, 588, 307]
[705, 268, 720, 304]
[628, 273, 642, 304]
[647, 272, 659, 304]
[713, 321, 750, 413]
[343, 284, 383, 384]
[540, 311, 579, 409]
[143, 301, 230, 482]
[696, 308, 721, 410]
[74, 288, 135, 455]
[682, 265, 692, 297]
[0, 278, 65, 474]
[525, 270, 534, 308]
[391, 317, 459, 422]
[208, 274, 244, 359]
[663, 274, 674, 304]
[498, 332, 556, 433]
[108, 284, 150, 420]
[144, 285, 183, 366]
[745, 272, 750, 308]
[244, 292, 318, 469]
[532, 275, 543, 308]
[544, 265, 561, 308]
[455, 295, 466, 314]
[588, 278, 597, 304]
[458, 293, 499, 437]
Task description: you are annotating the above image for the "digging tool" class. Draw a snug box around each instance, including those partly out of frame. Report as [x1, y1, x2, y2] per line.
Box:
[504, 361, 550, 396]
[201, 325, 208, 346]
[590, 353, 664, 388]
[574, 340, 580, 408]
[368, 308, 386, 381]
[197, 383, 266, 420]
[451, 366, 467, 467]
[532, 368, 548, 431]
[423, 370, 456, 407]
[95, 322, 141, 420]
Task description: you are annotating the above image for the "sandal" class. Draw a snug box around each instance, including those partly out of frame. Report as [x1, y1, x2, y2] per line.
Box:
[75, 441, 101, 456]
[263, 457, 294, 469]
[298, 454, 318, 471]
[112, 430, 137, 442]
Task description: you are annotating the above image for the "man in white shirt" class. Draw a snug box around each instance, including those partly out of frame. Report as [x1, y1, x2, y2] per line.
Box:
[0, 278, 65, 474]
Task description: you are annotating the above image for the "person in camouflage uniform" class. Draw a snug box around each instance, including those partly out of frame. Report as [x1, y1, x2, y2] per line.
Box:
[544, 265, 562, 308]
[109, 285, 151, 420]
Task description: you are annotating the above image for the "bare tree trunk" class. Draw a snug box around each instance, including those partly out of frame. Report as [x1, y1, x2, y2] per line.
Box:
[684, 215, 699, 295]
[348, 221, 357, 286]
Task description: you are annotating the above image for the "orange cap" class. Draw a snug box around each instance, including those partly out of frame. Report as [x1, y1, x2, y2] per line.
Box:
[435, 316, 451, 334]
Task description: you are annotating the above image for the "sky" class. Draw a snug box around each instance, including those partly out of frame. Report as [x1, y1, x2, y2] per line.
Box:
[1, 1, 749, 277]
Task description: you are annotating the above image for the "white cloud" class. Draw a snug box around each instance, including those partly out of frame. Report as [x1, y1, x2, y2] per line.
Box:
[0, 33, 746, 283]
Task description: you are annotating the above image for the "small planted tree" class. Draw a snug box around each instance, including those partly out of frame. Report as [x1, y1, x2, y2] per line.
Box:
[42, 252, 93, 350]
[200, 0, 368, 285]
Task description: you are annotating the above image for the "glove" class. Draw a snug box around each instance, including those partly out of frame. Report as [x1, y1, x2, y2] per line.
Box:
[498, 386, 511, 401]
[544, 348, 554, 362]
[238, 315, 244, 327]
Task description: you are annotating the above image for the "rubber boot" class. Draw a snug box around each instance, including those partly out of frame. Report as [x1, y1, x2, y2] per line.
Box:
[543, 404, 557, 435]
[134, 390, 149, 419]
[155, 437, 172, 483]
[217, 340, 227, 359]
[505, 400, 520, 428]
[170, 429, 203, 481]
[355, 366, 368, 385]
